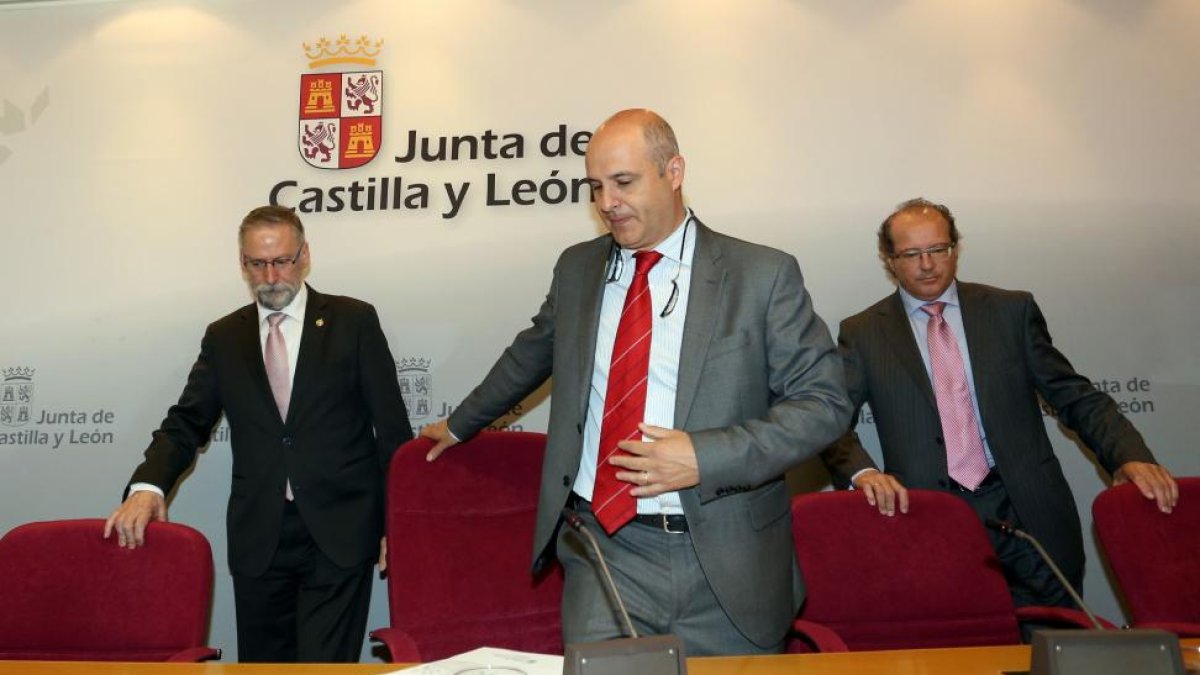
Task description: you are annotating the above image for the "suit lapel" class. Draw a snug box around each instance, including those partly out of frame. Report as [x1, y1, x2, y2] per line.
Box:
[674, 221, 725, 428]
[877, 292, 938, 411]
[957, 282, 994, 423]
[234, 303, 283, 424]
[574, 241, 609, 421]
[289, 285, 328, 425]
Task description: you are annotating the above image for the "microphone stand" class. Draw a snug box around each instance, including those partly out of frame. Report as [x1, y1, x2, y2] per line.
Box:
[984, 518, 1103, 630]
[561, 508, 687, 675]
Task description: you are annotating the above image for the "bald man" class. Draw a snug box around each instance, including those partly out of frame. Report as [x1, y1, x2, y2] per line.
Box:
[422, 110, 850, 655]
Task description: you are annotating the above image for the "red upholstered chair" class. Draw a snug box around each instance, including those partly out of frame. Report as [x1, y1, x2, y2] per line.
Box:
[370, 431, 564, 662]
[1092, 477, 1200, 637]
[0, 518, 219, 662]
[787, 489, 1107, 652]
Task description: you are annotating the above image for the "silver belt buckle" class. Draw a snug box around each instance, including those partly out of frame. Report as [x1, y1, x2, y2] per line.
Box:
[661, 514, 686, 534]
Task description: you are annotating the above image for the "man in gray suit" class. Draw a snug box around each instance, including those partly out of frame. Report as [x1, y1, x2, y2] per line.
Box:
[422, 109, 850, 655]
[821, 197, 1177, 608]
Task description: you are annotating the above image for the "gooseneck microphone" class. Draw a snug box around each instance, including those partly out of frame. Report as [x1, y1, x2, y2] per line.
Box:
[562, 508, 639, 639]
[984, 518, 1105, 630]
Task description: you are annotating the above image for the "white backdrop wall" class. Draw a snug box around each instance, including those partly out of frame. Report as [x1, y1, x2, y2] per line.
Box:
[1, 0, 1197, 662]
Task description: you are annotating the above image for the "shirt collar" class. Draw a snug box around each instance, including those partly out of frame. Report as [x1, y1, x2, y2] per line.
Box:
[256, 283, 308, 326]
[899, 280, 960, 318]
[619, 208, 694, 267]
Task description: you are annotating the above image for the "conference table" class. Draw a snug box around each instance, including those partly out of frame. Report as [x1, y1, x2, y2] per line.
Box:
[1, 640, 1198, 675]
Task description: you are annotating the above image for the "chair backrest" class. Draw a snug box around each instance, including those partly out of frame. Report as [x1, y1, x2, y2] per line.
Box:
[383, 431, 563, 660]
[790, 489, 1021, 651]
[0, 518, 215, 661]
[1092, 477, 1200, 627]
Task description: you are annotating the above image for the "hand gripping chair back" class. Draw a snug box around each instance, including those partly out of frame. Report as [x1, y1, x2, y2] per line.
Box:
[1092, 477, 1200, 637]
[0, 518, 218, 661]
[788, 489, 1103, 652]
[371, 432, 564, 662]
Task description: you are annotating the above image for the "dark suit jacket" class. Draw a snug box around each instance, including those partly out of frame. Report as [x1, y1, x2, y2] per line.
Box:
[447, 220, 852, 647]
[127, 286, 412, 577]
[821, 281, 1155, 583]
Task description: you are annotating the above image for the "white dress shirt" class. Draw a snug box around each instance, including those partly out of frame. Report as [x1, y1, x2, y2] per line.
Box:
[573, 210, 697, 515]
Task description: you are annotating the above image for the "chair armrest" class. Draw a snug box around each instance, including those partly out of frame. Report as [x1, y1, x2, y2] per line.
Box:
[788, 618, 850, 652]
[166, 647, 222, 662]
[1138, 621, 1200, 638]
[370, 626, 422, 663]
[1015, 605, 1119, 630]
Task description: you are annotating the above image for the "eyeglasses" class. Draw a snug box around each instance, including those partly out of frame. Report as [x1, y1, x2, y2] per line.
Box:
[604, 216, 692, 318]
[242, 245, 304, 272]
[890, 243, 955, 263]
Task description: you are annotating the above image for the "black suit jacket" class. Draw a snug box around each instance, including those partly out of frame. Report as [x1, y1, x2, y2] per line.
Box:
[821, 281, 1155, 582]
[128, 286, 412, 576]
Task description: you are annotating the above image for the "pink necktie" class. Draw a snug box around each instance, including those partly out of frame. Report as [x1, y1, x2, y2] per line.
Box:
[265, 313, 293, 500]
[921, 302, 990, 491]
[265, 313, 290, 419]
[593, 250, 663, 535]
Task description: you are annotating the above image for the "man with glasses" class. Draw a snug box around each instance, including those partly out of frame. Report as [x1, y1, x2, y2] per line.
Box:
[820, 197, 1177, 610]
[105, 205, 411, 662]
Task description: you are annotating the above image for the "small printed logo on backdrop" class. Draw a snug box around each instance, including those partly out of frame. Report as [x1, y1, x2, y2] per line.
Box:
[299, 35, 383, 170]
[0, 367, 35, 428]
[395, 357, 433, 420]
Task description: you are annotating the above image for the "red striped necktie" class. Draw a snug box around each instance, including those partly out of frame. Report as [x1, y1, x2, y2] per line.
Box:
[592, 250, 663, 534]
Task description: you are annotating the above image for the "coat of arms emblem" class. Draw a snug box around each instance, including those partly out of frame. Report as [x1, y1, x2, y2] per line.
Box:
[299, 35, 383, 170]
[395, 358, 433, 420]
[1, 367, 35, 428]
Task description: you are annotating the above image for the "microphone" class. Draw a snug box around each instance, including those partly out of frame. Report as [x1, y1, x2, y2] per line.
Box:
[560, 507, 687, 675]
[562, 508, 639, 639]
[984, 518, 1105, 630]
[985, 524, 1188, 673]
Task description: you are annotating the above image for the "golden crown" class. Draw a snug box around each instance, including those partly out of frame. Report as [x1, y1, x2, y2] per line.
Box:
[303, 34, 383, 69]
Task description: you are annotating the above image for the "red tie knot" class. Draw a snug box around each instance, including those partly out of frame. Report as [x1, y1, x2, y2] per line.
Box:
[633, 250, 664, 276]
[920, 301, 947, 317]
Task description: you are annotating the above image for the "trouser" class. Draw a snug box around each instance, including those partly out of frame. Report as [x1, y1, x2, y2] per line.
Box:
[232, 501, 374, 663]
[558, 496, 784, 657]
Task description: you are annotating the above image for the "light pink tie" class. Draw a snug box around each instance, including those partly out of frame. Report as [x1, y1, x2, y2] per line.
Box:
[921, 302, 990, 491]
[265, 313, 293, 500]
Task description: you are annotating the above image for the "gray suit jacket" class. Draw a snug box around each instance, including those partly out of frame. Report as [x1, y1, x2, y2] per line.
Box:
[821, 281, 1156, 583]
[448, 219, 851, 647]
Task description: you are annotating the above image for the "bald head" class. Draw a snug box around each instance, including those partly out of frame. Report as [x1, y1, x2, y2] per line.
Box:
[592, 109, 680, 176]
[585, 109, 686, 251]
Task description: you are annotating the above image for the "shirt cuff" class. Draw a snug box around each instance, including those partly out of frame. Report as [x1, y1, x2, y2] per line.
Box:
[847, 467, 880, 488]
[128, 482, 165, 498]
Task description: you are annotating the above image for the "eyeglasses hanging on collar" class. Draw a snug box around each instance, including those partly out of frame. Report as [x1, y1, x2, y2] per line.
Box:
[604, 217, 691, 318]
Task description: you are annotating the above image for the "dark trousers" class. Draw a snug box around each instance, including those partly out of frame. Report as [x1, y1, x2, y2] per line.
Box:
[232, 501, 374, 663]
[952, 475, 1080, 609]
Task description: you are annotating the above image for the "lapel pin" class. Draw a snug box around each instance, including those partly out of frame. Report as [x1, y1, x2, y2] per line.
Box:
[315, 318, 325, 327]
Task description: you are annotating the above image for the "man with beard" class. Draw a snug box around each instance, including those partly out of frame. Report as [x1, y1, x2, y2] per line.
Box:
[105, 205, 411, 662]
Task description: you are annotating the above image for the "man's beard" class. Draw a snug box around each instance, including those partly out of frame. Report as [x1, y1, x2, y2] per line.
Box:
[252, 280, 300, 310]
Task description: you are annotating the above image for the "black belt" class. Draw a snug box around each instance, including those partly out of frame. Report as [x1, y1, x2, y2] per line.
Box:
[568, 494, 689, 534]
[632, 512, 689, 534]
[950, 469, 1001, 493]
